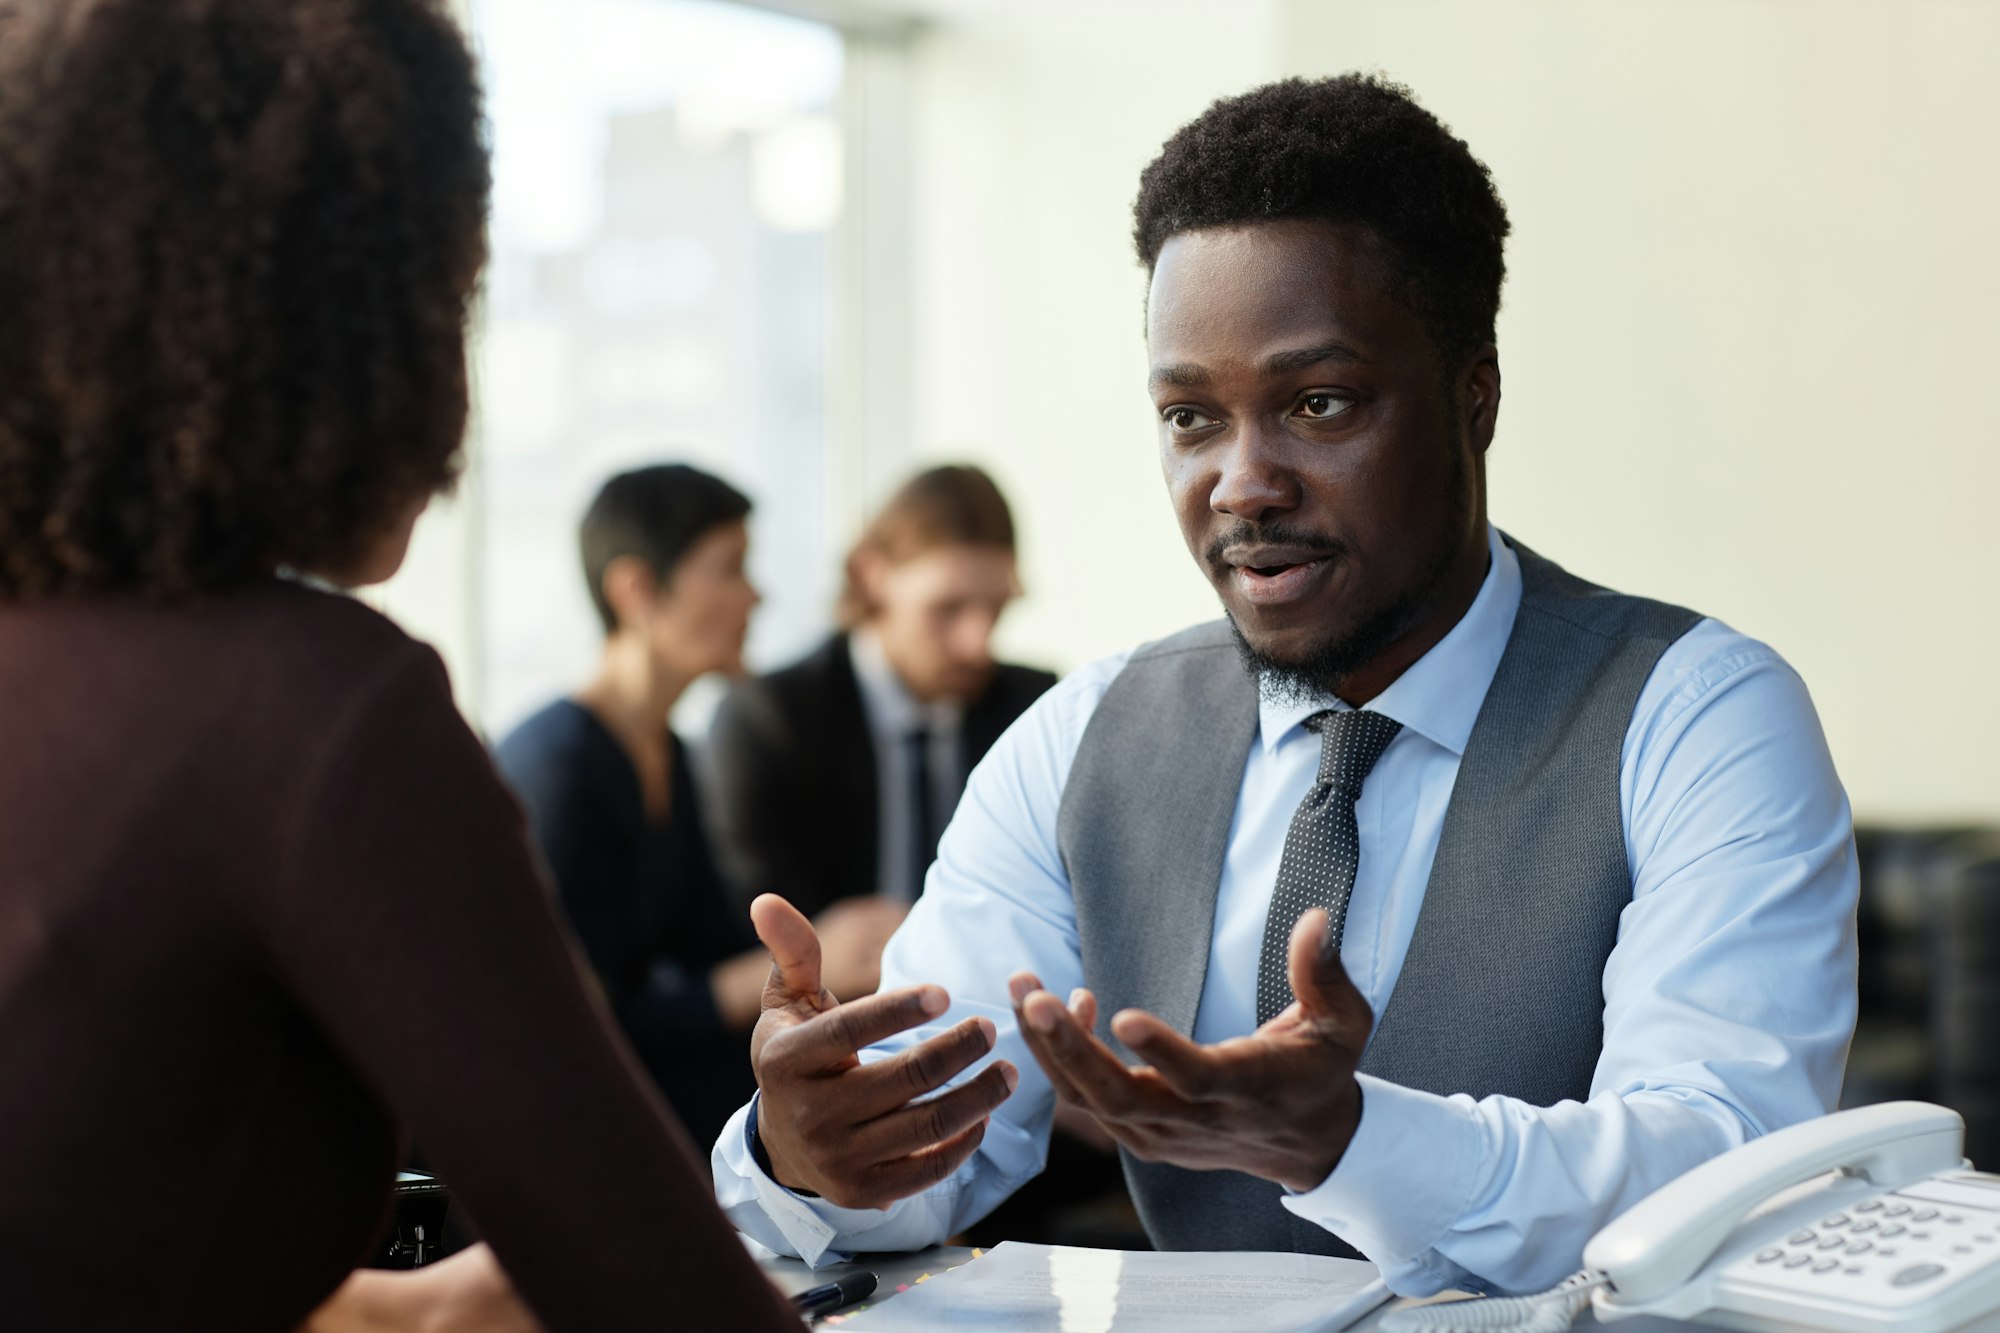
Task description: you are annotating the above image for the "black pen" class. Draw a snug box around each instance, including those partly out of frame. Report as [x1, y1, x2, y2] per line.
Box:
[790, 1270, 878, 1320]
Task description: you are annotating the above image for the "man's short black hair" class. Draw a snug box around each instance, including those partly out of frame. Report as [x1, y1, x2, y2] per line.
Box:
[579, 464, 751, 633]
[1133, 74, 1511, 364]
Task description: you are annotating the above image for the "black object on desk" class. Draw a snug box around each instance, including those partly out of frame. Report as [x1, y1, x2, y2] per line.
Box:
[371, 1170, 451, 1269]
[791, 1271, 877, 1320]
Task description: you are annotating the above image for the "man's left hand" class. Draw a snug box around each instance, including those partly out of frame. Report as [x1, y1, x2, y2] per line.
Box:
[1008, 908, 1372, 1194]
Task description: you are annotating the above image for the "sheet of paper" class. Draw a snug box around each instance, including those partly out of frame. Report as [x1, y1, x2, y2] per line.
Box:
[838, 1241, 1390, 1332]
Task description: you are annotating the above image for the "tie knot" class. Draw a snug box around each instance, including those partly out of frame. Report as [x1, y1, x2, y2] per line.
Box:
[1303, 710, 1403, 797]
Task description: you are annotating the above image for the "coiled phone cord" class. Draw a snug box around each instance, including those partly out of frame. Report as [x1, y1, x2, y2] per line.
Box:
[1378, 1270, 1608, 1333]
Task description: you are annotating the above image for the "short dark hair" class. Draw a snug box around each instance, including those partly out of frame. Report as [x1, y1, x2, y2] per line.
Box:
[837, 464, 1016, 628]
[1132, 74, 1511, 364]
[580, 464, 753, 633]
[0, 0, 489, 598]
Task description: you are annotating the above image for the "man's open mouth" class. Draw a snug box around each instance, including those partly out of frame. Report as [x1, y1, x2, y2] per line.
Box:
[1227, 554, 1333, 605]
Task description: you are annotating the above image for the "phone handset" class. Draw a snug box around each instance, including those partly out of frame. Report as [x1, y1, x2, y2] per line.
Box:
[1585, 1101, 1964, 1305]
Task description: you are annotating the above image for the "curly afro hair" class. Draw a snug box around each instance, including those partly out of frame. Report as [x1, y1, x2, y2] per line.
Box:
[1133, 74, 1510, 365]
[0, 0, 489, 598]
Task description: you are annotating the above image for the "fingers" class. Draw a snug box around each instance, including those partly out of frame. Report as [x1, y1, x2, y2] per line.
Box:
[1010, 986, 1090, 1106]
[1112, 1008, 1225, 1101]
[859, 1119, 992, 1207]
[1007, 972, 1044, 1006]
[843, 1015, 1002, 1120]
[751, 894, 824, 1001]
[1068, 987, 1098, 1031]
[849, 1059, 1019, 1163]
[775, 983, 950, 1069]
[1017, 989, 1156, 1117]
[1286, 908, 1373, 1037]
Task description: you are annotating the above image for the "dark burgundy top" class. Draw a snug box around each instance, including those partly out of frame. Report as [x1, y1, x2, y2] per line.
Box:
[0, 581, 793, 1332]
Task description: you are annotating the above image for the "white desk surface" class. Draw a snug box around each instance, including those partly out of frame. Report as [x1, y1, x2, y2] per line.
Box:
[751, 1242, 1722, 1329]
[753, 1241, 1415, 1329]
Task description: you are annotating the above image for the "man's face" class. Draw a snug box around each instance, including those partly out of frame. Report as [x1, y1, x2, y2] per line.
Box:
[864, 544, 1019, 704]
[1146, 218, 1495, 701]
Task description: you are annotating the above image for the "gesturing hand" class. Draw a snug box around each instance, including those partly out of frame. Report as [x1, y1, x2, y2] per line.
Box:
[747, 894, 1019, 1209]
[1009, 908, 1371, 1193]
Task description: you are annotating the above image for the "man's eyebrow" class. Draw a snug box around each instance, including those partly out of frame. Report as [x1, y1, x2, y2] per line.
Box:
[1148, 342, 1371, 391]
[1148, 362, 1209, 390]
[1263, 342, 1369, 374]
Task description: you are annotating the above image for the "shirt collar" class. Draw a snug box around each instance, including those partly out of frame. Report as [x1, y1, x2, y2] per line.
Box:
[1256, 525, 1522, 758]
[848, 628, 963, 736]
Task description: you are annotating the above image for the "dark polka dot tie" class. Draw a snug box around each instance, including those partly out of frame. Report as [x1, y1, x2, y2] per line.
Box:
[1254, 710, 1403, 1026]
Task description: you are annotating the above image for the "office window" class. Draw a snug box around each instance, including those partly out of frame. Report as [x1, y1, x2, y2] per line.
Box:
[381, 0, 846, 737]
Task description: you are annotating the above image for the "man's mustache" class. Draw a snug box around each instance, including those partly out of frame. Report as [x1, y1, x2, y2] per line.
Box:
[1203, 522, 1348, 570]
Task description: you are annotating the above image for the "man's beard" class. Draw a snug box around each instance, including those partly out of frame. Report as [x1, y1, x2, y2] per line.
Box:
[1220, 468, 1472, 706]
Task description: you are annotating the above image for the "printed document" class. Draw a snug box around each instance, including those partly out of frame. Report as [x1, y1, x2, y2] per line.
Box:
[839, 1241, 1390, 1332]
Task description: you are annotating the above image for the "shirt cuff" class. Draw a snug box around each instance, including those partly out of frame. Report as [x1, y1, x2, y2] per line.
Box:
[712, 1093, 954, 1268]
[707, 1094, 844, 1266]
[1280, 1074, 1484, 1273]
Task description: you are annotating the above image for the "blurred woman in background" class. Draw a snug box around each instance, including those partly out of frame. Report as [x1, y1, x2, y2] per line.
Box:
[495, 464, 902, 1150]
[0, 0, 795, 1328]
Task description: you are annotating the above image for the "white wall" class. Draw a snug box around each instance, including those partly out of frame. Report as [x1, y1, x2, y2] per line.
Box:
[898, 0, 2000, 821]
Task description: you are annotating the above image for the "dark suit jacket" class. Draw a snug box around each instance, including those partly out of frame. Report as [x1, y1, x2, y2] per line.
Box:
[702, 633, 1056, 918]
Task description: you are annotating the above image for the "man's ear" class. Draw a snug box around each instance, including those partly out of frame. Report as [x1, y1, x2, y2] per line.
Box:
[1463, 341, 1502, 456]
[600, 554, 660, 633]
[850, 548, 890, 614]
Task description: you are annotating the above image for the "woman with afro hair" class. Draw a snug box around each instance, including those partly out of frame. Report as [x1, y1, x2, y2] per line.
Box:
[0, 1, 798, 1328]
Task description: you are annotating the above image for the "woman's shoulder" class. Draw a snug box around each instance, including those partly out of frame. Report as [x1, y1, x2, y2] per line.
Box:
[492, 700, 624, 805]
[216, 578, 442, 707]
[495, 699, 598, 761]
[0, 575, 441, 718]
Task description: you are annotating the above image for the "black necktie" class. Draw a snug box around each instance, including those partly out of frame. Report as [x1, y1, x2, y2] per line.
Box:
[1254, 710, 1403, 1026]
[906, 727, 939, 897]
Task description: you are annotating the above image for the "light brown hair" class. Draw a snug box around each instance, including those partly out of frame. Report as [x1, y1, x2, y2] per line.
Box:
[837, 465, 1016, 627]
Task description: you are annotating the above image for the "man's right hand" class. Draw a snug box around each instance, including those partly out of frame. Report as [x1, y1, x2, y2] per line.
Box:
[747, 894, 1017, 1210]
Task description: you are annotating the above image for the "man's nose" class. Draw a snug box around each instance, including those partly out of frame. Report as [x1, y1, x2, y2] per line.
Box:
[949, 611, 998, 666]
[1208, 422, 1296, 523]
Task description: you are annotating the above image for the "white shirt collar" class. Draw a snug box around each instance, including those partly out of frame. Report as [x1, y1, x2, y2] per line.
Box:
[1256, 524, 1523, 758]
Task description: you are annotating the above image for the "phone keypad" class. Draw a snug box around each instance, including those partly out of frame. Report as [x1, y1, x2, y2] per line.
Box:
[1724, 1174, 2000, 1303]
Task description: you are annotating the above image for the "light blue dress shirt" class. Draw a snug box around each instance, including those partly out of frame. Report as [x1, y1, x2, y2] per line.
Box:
[713, 526, 1859, 1296]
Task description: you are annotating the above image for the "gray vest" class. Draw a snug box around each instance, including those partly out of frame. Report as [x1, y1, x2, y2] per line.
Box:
[1055, 541, 1700, 1255]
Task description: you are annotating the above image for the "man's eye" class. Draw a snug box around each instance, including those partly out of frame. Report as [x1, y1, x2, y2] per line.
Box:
[1164, 407, 1215, 431]
[1296, 392, 1352, 420]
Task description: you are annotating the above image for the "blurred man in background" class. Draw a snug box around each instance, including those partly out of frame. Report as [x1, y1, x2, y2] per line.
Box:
[704, 464, 1055, 917]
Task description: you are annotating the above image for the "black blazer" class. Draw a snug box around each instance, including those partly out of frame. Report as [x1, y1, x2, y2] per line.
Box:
[702, 633, 1056, 918]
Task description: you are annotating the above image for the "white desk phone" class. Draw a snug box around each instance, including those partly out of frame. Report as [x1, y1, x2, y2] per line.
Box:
[1385, 1102, 2000, 1333]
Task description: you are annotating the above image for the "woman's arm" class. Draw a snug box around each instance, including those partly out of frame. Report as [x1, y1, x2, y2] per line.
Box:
[267, 645, 796, 1330]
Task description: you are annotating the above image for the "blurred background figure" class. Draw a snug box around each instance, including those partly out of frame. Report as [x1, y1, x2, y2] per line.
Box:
[495, 464, 900, 1148]
[704, 465, 1056, 917]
